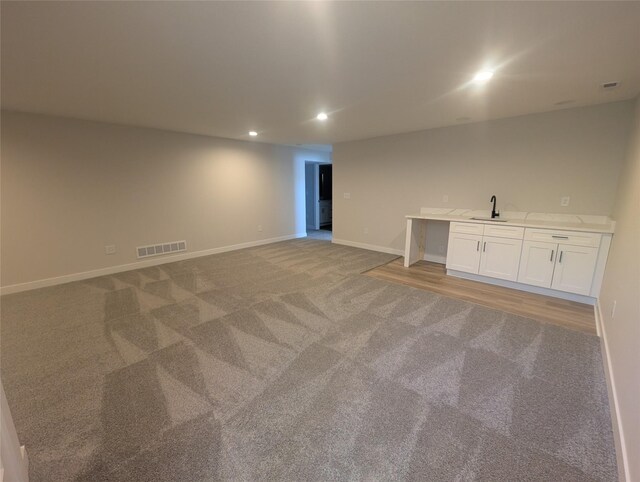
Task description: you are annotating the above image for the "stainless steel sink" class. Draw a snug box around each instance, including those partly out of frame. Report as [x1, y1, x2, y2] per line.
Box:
[470, 217, 509, 222]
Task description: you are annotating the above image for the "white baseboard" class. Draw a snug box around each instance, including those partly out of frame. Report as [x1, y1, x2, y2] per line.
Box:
[331, 238, 404, 256]
[595, 301, 630, 482]
[20, 446, 28, 482]
[0, 233, 306, 295]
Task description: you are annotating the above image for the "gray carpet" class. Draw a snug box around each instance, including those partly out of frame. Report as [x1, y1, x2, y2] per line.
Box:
[0, 238, 617, 481]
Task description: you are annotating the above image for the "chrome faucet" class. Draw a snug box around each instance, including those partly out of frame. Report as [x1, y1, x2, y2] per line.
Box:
[490, 195, 499, 218]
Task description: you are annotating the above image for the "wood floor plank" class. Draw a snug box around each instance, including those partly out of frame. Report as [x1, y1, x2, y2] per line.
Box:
[365, 258, 596, 334]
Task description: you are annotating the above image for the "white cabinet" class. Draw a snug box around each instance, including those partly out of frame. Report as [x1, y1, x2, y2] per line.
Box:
[550, 245, 599, 295]
[446, 223, 523, 281]
[518, 240, 599, 296]
[518, 241, 556, 288]
[446, 233, 482, 273]
[447, 222, 603, 297]
[478, 236, 523, 282]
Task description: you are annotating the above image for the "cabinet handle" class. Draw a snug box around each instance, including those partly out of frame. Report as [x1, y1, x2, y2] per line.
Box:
[476, 241, 480, 251]
[559, 251, 563, 263]
[550, 250, 554, 262]
[483, 242, 486, 252]
[552, 235, 569, 239]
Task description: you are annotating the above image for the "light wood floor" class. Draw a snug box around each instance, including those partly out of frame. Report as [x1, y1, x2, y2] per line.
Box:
[365, 259, 596, 334]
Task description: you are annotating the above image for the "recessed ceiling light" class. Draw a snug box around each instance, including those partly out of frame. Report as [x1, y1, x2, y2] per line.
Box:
[316, 112, 328, 121]
[472, 70, 494, 84]
[249, 131, 258, 136]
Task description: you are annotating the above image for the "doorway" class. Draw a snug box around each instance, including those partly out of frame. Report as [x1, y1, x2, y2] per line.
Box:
[305, 162, 332, 240]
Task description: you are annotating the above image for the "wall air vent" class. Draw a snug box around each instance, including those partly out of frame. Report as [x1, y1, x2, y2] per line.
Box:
[137, 240, 187, 259]
[602, 81, 619, 90]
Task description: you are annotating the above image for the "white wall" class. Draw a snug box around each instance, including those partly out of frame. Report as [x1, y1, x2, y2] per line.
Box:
[333, 101, 634, 257]
[599, 96, 640, 482]
[0, 111, 328, 288]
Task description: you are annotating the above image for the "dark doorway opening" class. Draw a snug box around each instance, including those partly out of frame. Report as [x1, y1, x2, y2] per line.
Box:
[319, 164, 332, 232]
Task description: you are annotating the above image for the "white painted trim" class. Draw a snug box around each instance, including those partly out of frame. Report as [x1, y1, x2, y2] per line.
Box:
[595, 301, 630, 482]
[0, 233, 306, 295]
[447, 269, 596, 305]
[19, 448, 28, 482]
[331, 238, 404, 256]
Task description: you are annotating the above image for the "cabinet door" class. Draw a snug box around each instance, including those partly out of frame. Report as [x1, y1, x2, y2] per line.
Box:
[479, 236, 523, 281]
[517, 241, 556, 288]
[446, 233, 482, 274]
[551, 245, 598, 295]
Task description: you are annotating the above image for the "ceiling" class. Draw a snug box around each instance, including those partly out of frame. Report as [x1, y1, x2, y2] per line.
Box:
[2, 2, 640, 146]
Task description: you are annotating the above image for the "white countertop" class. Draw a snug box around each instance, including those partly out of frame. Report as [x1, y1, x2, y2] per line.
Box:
[406, 208, 615, 234]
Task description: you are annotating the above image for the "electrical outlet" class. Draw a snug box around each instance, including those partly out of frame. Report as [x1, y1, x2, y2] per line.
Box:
[105, 244, 116, 255]
[438, 244, 445, 254]
[257, 225, 263, 232]
[560, 196, 570, 207]
[442, 195, 449, 203]
[611, 300, 617, 318]
[344, 193, 351, 199]
[363, 227, 369, 234]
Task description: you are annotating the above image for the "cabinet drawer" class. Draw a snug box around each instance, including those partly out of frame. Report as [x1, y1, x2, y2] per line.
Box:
[524, 228, 601, 247]
[483, 224, 524, 240]
[450, 222, 484, 235]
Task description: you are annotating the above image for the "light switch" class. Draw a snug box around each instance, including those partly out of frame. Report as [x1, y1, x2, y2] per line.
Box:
[344, 193, 351, 199]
